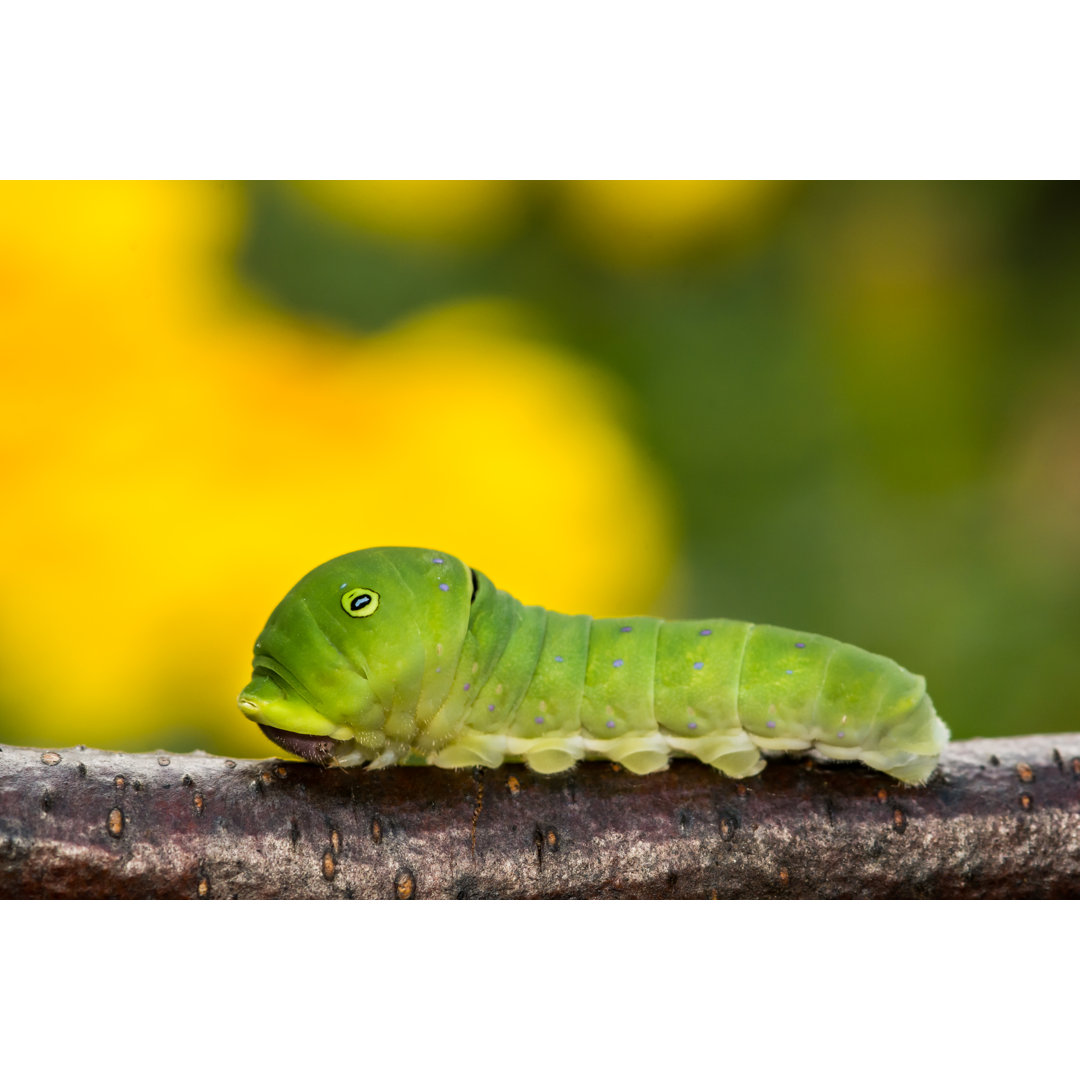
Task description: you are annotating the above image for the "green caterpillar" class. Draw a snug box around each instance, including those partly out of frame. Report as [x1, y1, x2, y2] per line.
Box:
[238, 547, 948, 783]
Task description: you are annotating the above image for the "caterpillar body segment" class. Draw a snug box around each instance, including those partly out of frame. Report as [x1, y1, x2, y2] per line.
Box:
[239, 547, 948, 784]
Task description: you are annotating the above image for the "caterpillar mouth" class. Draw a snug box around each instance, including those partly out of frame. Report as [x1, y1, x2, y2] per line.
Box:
[256, 723, 341, 765]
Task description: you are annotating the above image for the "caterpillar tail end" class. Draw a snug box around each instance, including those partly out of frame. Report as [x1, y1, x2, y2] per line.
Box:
[878, 751, 941, 785]
[873, 698, 951, 785]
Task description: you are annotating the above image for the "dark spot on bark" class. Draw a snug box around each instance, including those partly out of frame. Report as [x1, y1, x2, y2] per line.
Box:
[132, 779, 143, 792]
[935, 781, 966, 808]
[76, 763, 87, 778]
[250, 778, 264, 795]
[289, 818, 300, 847]
[454, 874, 490, 899]
[678, 810, 691, 833]
[989, 755, 1000, 766]
[40, 790, 52, 814]
[182, 774, 193, 787]
[1052, 748, 1064, 772]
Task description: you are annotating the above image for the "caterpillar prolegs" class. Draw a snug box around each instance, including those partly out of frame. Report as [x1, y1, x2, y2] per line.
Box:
[238, 547, 949, 784]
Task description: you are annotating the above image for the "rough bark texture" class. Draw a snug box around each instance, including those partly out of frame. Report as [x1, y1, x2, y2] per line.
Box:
[1, 735, 1078, 898]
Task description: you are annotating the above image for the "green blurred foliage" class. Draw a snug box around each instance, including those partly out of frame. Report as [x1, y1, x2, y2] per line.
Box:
[237, 181, 1080, 741]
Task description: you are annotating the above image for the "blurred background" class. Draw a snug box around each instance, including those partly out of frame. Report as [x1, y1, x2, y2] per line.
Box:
[2, 180, 1078, 758]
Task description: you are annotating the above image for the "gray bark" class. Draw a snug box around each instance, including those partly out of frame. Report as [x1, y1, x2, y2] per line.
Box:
[1, 735, 1078, 898]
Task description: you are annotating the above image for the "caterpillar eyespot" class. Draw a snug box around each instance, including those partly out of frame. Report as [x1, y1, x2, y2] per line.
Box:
[341, 587, 379, 618]
[238, 547, 948, 784]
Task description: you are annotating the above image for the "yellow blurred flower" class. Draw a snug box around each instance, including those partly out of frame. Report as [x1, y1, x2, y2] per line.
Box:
[558, 181, 791, 268]
[291, 180, 522, 249]
[0, 180, 245, 329]
[288, 180, 793, 269]
[0, 182, 674, 758]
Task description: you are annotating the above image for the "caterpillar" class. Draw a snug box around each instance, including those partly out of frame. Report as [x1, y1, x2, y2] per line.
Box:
[238, 547, 948, 783]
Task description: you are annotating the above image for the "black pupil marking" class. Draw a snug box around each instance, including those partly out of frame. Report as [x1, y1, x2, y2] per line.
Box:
[470, 568, 479, 603]
[350, 594, 371, 611]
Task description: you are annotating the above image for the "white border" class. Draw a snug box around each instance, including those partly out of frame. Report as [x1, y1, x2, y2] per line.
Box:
[3, 900, 1077, 1077]
[2, 2, 1077, 177]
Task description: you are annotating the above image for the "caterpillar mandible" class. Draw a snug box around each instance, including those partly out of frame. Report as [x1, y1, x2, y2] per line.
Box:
[238, 547, 949, 783]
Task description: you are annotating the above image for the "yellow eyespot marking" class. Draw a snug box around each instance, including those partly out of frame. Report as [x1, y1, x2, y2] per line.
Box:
[342, 587, 381, 618]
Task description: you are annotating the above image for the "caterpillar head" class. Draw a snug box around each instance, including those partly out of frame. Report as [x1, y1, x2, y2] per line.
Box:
[237, 547, 474, 764]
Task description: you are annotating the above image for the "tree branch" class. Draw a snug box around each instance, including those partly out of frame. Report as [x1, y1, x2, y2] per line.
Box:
[2, 735, 1078, 898]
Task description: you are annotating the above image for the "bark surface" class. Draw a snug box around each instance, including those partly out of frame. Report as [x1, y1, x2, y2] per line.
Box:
[1, 735, 1078, 898]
